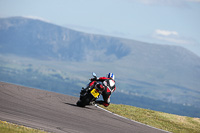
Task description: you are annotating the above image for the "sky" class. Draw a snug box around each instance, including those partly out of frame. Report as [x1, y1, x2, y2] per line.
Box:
[0, 0, 200, 56]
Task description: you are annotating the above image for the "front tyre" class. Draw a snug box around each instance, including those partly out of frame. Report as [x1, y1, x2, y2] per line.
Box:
[76, 100, 86, 107]
[77, 94, 94, 107]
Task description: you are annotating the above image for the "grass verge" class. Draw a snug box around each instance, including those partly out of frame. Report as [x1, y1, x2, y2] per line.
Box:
[101, 104, 200, 133]
[0, 120, 47, 133]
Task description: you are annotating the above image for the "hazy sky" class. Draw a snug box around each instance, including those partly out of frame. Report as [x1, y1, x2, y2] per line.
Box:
[0, 0, 200, 56]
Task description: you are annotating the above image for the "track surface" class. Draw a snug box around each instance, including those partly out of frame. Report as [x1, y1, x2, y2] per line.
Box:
[0, 82, 167, 133]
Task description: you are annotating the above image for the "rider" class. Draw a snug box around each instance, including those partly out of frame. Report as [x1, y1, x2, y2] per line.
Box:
[87, 73, 116, 107]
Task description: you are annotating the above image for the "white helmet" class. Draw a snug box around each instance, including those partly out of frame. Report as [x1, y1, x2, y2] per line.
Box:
[107, 73, 115, 80]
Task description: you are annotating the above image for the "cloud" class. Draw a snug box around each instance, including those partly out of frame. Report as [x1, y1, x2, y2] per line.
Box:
[155, 29, 178, 36]
[152, 29, 195, 45]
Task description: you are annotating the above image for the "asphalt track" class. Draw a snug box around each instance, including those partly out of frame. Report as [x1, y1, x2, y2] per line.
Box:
[0, 82, 168, 133]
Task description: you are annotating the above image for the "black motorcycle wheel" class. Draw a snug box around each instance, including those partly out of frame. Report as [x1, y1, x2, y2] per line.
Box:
[76, 94, 94, 107]
[76, 100, 85, 107]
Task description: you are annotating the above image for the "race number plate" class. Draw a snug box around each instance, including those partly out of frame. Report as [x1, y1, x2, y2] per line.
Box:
[90, 88, 99, 98]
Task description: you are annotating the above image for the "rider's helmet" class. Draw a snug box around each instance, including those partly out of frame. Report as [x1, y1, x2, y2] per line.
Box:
[107, 73, 115, 80]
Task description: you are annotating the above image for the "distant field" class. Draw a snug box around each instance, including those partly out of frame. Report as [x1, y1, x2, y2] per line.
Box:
[101, 104, 200, 133]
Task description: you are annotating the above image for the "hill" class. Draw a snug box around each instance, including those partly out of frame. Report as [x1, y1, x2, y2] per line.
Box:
[0, 17, 200, 117]
[0, 16, 130, 61]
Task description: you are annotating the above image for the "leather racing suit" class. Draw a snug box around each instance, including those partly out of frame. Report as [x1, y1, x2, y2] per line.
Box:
[88, 77, 116, 107]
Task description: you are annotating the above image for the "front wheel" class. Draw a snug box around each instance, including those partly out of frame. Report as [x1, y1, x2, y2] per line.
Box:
[77, 94, 94, 107]
[76, 100, 85, 107]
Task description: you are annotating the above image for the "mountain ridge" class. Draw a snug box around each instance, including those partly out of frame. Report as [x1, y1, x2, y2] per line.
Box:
[0, 16, 132, 61]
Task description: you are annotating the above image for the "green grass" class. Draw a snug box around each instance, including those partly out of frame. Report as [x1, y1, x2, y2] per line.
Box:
[101, 104, 200, 133]
[0, 120, 47, 133]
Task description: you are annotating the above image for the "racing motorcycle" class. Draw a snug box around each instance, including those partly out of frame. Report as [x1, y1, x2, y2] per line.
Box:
[76, 72, 104, 107]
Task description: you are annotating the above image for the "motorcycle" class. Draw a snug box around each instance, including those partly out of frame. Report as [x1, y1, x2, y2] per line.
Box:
[76, 72, 104, 107]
